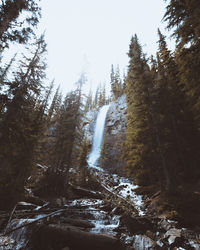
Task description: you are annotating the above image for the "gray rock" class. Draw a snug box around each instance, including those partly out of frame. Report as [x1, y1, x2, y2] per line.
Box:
[82, 108, 98, 145]
[101, 95, 127, 174]
[165, 228, 182, 245]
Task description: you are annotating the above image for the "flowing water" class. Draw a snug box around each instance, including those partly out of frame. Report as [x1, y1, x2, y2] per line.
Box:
[87, 104, 145, 216]
[87, 105, 110, 170]
[85, 105, 200, 249]
[1, 104, 199, 250]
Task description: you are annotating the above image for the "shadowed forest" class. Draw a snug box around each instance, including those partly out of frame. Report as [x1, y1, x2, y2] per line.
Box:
[0, 1, 200, 249]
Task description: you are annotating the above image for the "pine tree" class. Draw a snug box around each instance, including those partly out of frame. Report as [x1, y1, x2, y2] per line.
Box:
[110, 64, 115, 98]
[102, 83, 106, 105]
[124, 35, 159, 186]
[84, 88, 93, 112]
[36, 80, 55, 164]
[93, 86, 99, 108]
[98, 83, 106, 107]
[110, 65, 123, 100]
[122, 69, 127, 89]
[52, 88, 82, 172]
[156, 30, 200, 183]
[164, 0, 200, 47]
[0, 35, 47, 209]
[0, 54, 16, 119]
[164, 0, 200, 129]
[47, 85, 62, 124]
[78, 138, 89, 185]
[0, 0, 41, 48]
[78, 138, 88, 168]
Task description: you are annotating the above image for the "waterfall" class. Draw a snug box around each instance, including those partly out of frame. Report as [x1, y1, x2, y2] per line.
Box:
[88, 105, 110, 170]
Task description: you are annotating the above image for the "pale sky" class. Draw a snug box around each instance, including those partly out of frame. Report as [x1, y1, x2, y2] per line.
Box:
[38, 0, 172, 95]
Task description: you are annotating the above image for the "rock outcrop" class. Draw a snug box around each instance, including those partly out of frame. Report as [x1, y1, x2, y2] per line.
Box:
[100, 94, 127, 175]
[83, 108, 98, 146]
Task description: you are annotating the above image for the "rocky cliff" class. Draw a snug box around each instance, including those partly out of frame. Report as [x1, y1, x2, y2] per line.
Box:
[83, 108, 98, 146]
[101, 94, 127, 175]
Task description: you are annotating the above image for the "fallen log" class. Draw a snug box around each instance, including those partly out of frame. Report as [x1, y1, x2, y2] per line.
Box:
[100, 182, 139, 214]
[69, 183, 102, 199]
[3, 203, 18, 234]
[2, 209, 65, 236]
[0, 207, 100, 221]
[3, 201, 39, 234]
[31, 223, 125, 250]
[61, 218, 94, 228]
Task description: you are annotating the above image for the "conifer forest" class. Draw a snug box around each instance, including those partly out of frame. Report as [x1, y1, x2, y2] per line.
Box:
[0, 1, 200, 249]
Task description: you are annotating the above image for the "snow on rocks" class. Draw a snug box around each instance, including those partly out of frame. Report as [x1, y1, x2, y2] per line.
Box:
[83, 108, 98, 145]
[165, 228, 182, 244]
[0, 236, 15, 250]
[106, 94, 127, 135]
[67, 198, 104, 208]
[132, 234, 156, 249]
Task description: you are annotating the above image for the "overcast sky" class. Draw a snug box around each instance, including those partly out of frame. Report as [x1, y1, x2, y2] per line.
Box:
[39, 0, 172, 95]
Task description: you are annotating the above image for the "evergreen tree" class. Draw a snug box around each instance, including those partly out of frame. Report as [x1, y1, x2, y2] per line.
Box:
[47, 85, 62, 124]
[84, 88, 93, 112]
[110, 64, 123, 100]
[122, 69, 127, 89]
[36, 80, 55, 164]
[0, 0, 41, 48]
[98, 83, 106, 107]
[0, 35, 47, 209]
[124, 35, 159, 186]
[51, 88, 82, 172]
[110, 64, 116, 99]
[164, 0, 200, 47]
[93, 85, 99, 108]
[78, 138, 89, 185]
[164, 0, 200, 129]
[156, 30, 200, 183]
[0, 54, 16, 119]
[78, 138, 88, 168]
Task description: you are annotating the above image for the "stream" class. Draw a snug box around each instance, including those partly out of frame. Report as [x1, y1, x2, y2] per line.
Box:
[0, 105, 200, 249]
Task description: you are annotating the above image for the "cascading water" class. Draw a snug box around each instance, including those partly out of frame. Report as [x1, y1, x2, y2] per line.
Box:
[87, 105, 110, 170]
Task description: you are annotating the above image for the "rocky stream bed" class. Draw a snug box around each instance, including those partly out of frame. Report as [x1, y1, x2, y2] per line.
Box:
[0, 167, 200, 250]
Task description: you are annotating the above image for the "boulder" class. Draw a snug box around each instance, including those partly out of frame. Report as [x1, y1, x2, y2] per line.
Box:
[121, 215, 155, 234]
[165, 228, 182, 245]
[60, 218, 94, 228]
[30, 223, 125, 250]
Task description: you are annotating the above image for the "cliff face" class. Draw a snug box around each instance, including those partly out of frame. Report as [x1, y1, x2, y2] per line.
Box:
[83, 108, 98, 146]
[100, 94, 127, 175]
